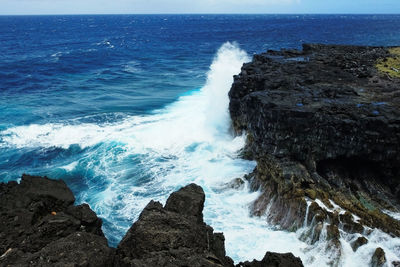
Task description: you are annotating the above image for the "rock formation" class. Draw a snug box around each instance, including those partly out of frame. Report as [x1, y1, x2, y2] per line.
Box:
[0, 175, 303, 267]
[0, 174, 114, 266]
[5, 43, 399, 266]
[237, 252, 303, 267]
[114, 183, 234, 266]
[229, 44, 400, 261]
[371, 247, 386, 267]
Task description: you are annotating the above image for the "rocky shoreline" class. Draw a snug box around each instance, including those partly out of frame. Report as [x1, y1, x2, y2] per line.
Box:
[2, 44, 400, 267]
[229, 44, 400, 266]
[0, 174, 303, 266]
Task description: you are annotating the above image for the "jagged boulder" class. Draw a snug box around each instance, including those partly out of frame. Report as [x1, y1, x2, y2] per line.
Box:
[351, 236, 368, 252]
[371, 247, 386, 267]
[114, 183, 234, 267]
[237, 252, 303, 267]
[0, 174, 113, 266]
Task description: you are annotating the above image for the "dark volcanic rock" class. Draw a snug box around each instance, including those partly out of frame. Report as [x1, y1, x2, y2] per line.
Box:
[1, 176, 304, 266]
[0, 232, 114, 267]
[114, 183, 234, 267]
[0, 174, 113, 266]
[351, 236, 368, 252]
[371, 247, 386, 267]
[229, 44, 400, 238]
[165, 183, 205, 221]
[237, 252, 304, 267]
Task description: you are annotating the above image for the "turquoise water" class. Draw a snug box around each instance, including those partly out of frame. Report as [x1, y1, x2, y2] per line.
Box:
[1, 15, 400, 265]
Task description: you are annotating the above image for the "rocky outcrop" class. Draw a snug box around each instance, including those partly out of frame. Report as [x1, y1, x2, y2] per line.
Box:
[114, 183, 234, 267]
[237, 252, 303, 267]
[371, 247, 386, 267]
[0, 175, 304, 267]
[351, 236, 368, 252]
[229, 44, 400, 261]
[1, 232, 114, 267]
[0, 174, 113, 266]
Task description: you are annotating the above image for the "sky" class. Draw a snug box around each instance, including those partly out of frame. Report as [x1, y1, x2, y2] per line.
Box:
[0, 0, 399, 15]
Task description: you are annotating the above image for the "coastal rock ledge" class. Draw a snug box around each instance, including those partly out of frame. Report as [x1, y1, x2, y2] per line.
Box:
[0, 174, 303, 267]
[229, 44, 400, 263]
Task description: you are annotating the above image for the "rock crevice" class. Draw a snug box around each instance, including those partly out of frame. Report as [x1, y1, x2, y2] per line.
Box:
[229, 43, 400, 264]
[0, 175, 303, 267]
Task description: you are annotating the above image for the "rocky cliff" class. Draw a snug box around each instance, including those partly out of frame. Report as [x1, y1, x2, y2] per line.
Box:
[0, 175, 303, 267]
[229, 44, 400, 265]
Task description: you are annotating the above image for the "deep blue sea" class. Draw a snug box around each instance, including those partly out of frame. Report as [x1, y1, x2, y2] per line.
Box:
[1, 15, 400, 266]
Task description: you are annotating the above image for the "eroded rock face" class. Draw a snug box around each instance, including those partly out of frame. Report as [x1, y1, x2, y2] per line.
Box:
[237, 252, 304, 267]
[0, 174, 113, 266]
[115, 183, 234, 267]
[229, 44, 400, 239]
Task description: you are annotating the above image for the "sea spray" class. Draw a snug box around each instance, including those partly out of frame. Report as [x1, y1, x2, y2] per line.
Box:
[294, 198, 400, 266]
[1, 42, 311, 262]
[2, 42, 400, 266]
[1, 42, 286, 259]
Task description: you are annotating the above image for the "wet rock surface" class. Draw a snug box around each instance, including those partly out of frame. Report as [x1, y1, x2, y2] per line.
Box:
[229, 44, 400, 260]
[371, 247, 386, 267]
[351, 236, 368, 252]
[1, 175, 303, 266]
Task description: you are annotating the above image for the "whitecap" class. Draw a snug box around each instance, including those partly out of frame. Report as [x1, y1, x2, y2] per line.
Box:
[2, 42, 400, 266]
[122, 60, 142, 73]
[61, 161, 78, 171]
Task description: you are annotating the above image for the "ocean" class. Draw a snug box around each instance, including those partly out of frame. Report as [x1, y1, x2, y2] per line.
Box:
[1, 14, 400, 266]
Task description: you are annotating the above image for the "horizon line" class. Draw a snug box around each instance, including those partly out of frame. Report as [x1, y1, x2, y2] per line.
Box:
[1, 13, 400, 16]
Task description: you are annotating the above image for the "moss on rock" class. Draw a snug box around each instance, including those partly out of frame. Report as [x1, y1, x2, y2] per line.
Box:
[376, 47, 400, 78]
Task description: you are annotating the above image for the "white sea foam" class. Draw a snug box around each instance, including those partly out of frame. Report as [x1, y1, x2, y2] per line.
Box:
[123, 60, 142, 73]
[297, 199, 400, 266]
[50, 51, 67, 62]
[2, 42, 400, 266]
[61, 161, 78, 171]
[338, 228, 400, 267]
[94, 39, 114, 48]
[383, 209, 400, 221]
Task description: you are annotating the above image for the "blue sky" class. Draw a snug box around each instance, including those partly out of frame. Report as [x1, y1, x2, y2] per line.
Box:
[0, 0, 399, 15]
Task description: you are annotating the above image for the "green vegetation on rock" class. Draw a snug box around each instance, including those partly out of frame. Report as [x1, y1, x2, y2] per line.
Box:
[376, 47, 400, 78]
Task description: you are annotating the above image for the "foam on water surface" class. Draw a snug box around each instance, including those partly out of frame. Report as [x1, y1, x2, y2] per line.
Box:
[383, 210, 400, 221]
[1, 42, 282, 260]
[2, 43, 400, 266]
